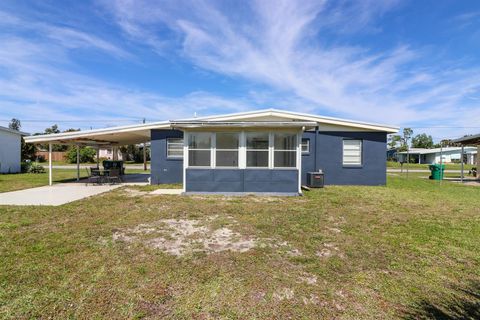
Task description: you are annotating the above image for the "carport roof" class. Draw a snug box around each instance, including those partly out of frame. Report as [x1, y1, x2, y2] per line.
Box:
[24, 121, 170, 146]
[24, 108, 399, 146]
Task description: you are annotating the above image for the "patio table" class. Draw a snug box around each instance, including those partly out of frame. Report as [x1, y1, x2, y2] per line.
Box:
[91, 169, 110, 184]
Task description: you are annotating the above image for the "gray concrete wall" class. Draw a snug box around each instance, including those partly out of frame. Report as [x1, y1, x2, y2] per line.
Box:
[186, 169, 299, 193]
[0, 130, 21, 173]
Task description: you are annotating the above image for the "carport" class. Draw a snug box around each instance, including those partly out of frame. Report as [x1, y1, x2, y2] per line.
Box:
[24, 121, 170, 185]
[453, 134, 480, 182]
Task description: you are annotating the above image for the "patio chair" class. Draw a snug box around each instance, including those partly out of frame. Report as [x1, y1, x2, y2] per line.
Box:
[105, 168, 122, 185]
[85, 168, 102, 185]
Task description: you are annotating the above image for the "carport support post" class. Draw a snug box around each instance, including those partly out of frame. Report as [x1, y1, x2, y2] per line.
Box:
[461, 145, 464, 183]
[48, 143, 52, 186]
[96, 146, 100, 168]
[143, 143, 147, 171]
[76, 144, 80, 181]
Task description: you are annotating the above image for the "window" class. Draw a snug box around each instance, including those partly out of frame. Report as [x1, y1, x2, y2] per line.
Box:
[301, 138, 310, 154]
[216, 133, 239, 167]
[274, 133, 297, 167]
[246, 132, 269, 167]
[189, 133, 211, 166]
[167, 138, 183, 158]
[343, 139, 362, 166]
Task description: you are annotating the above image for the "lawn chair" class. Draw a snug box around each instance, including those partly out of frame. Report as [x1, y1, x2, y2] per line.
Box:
[85, 168, 102, 185]
[105, 168, 122, 185]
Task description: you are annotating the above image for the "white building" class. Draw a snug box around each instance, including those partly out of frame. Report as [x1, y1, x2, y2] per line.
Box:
[0, 126, 28, 173]
[98, 148, 123, 160]
[398, 147, 477, 164]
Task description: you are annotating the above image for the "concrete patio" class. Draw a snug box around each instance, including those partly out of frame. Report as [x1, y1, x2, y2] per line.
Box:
[0, 173, 153, 206]
[0, 183, 122, 206]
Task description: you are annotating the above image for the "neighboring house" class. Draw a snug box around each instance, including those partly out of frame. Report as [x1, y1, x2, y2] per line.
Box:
[25, 109, 398, 194]
[0, 126, 28, 173]
[397, 147, 477, 164]
[98, 148, 123, 160]
[386, 148, 399, 161]
[453, 134, 480, 171]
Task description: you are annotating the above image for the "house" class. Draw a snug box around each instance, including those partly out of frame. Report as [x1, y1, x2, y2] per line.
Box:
[24, 109, 398, 194]
[98, 148, 123, 160]
[453, 134, 480, 169]
[0, 126, 28, 173]
[397, 147, 477, 164]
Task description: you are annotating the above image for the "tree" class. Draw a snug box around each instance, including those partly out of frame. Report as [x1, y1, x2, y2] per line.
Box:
[388, 134, 402, 149]
[65, 146, 96, 163]
[411, 133, 434, 149]
[9, 118, 21, 131]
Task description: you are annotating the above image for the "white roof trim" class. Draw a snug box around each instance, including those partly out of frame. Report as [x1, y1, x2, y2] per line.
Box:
[0, 126, 29, 136]
[177, 109, 399, 133]
[24, 108, 398, 144]
[24, 121, 170, 144]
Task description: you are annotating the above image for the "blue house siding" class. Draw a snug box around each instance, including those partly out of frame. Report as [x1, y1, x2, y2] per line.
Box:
[301, 130, 387, 186]
[150, 129, 183, 184]
[150, 129, 387, 188]
[185, 169, 299, 193]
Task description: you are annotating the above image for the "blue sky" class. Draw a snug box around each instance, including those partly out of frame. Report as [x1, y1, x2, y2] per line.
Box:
[0, 0, 479, 140]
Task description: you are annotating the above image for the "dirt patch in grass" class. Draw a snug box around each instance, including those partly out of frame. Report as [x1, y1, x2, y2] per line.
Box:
[112, 217, 256, 256]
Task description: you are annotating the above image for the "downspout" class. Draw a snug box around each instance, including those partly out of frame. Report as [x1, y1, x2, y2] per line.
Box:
[314, 125, 319, 171]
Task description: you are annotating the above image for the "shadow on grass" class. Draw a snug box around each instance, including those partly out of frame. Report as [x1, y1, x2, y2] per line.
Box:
[404, 281, 480, 319]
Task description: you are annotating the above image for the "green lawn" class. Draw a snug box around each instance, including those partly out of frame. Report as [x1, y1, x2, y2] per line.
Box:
[387, 161, 474, 170]
[1, 174, 479, 319]
[0, 169, 150, 193]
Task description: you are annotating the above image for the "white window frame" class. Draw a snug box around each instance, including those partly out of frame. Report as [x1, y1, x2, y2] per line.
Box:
[166, 137, 184, 159]
[188, 132, 213, 168]
[246, 132, 270, 169]
[301, 138, 310, 154]
[342, 139, 363, 166]
[272, 132, 298, 168]
[215, 132, 240, 168]
[185, 130, 302, 170]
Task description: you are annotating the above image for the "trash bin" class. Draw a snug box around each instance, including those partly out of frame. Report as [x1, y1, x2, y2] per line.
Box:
[307, 171, 324, 188]
[428, 164, 445, 180]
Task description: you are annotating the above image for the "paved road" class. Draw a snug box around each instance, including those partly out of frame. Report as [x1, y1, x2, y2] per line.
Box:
[387, 168, 467, 173]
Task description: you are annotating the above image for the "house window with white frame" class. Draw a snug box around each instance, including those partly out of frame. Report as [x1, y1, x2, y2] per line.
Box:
[246, 132, 269, 167]
[167, 138, 184, 158]
[274, 133, 297, 167]
[301, 138, 310, 154]
[343, 139, 362, 166]
[216, 132, 239, 167]
[188, 133, 211, 167]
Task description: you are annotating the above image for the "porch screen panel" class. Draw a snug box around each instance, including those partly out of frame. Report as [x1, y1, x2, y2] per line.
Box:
[216, 133, 239, 167]
[189, 133, 211, 167]
[246, 132, 269, 167]
[274, 133, 296, 167]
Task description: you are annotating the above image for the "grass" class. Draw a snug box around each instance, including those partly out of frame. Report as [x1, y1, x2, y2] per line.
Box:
[1, 174, 479, 318]
[387, 161, 474, 170]
[0, 169, 150, 193]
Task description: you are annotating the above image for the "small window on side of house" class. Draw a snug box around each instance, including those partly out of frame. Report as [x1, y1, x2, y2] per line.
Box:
[167, 138, 184, 159]
[343, 139, 362, 166]
[301, 138, 310, 154]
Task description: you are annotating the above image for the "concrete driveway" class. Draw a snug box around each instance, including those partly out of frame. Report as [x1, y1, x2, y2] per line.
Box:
[0, 184, 122, 206]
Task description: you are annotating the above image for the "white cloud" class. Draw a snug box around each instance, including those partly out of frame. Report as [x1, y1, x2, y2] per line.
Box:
[102, 0, 480, 138]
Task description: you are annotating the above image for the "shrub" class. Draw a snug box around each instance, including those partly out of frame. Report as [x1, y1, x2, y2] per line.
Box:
[65, 147, 96, 163]
[21, 161, 45, 173]
[29, 164, 46, 173]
